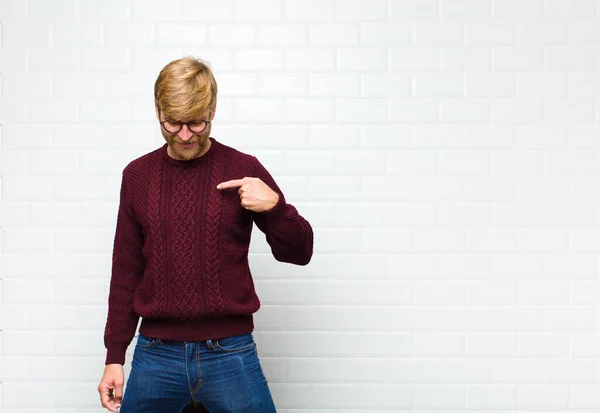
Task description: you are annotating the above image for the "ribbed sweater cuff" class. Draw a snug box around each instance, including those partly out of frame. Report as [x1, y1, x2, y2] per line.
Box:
[105, 343, 130, 365]
[261, 194, 286, 219]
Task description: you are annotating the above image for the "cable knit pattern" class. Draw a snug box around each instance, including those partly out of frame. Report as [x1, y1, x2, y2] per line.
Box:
[205, 155, 225, 317]
[146, 156, 167, 318]
[103, 138, 314, 365]
[170, 165, 199, 316]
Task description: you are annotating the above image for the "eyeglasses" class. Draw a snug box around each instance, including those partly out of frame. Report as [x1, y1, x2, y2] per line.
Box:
[160, 119, 211, 134]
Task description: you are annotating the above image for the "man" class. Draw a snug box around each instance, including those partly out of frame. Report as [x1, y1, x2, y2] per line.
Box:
[97, 57, 314, 412]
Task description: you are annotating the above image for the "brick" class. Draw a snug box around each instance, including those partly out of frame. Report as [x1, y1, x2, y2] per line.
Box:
[80, 0, 132, 21]
[82, 48, 131, 72]
[233, 0, 282, 20]
[390, 98, 439, 122]
[81, 99, 131, 123]
[283, 99, 334, 122]
[234, 99, 283, 122]
[209, 24, 255, 45]
[442, 47, 491, 71]
[104, 23, 154, 46]
[0, 0, 27, 20]
[362, 73, 410, 97]
[132, 48, 186, 73]
[441, 98, 490, 123]
[29, 0, 77, 21]
[390, 0, 438, 20]
[236, 49, 283, 71]
[492, 0, 543, 19]
[414, 385, 466, 409]
[387, 151, 437, 174]
[310, 73, 358, 96]
[217, 73, 257, 96]
[336, 99, 387, 123]
[414, 21, 464, 46]
[518, 73, 568, 97]
[337, 47, 388, 71]
[545, 0, 596, 18]
[491, 98, 542, 123]
[467, 333, 516, 357]
[544, 47, 598, 71]
[257, 24, 307, 45]
[567, 22, 600, 45]
[132, 0, 183, 20]
[466, 73, 516, 97]
[52, 24, 103, 47]
[467, 386, 517, 409]
[334, 0, 388, 21]
[493, 47, 543, 71]
[543, 98, 595, 122]
[156, 23, 207, 45]
[53, 74, 104, 98]
[29, 48, 79, 72]
[284, 0, 334, 20]
[333, 150, 385, 175]
[285, 48, 336, 71]
[309, 23, 359, 46]
[2, 23, 51, 47]
[518, 334, 569, 357]
[517, 22, 567, 45]
[441, 0, 490, 19]
[361, 22, 410, 45]
[309, 125, 359, 148]
[465, 22, 515, 46]
[2, 73, 52, 99]
[413, 73, 464, 97]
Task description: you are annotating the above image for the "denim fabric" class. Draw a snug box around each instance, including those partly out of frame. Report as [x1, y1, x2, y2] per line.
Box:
[119, 332, 277, 413]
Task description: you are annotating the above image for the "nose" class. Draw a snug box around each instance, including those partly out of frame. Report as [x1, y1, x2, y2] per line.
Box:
[177, 124, 193, 141]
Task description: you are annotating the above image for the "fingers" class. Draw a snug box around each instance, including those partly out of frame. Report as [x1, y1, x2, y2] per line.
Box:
[99, 374, 124, 412]
[240, 198, 251, 209]
[217, 178, 250, 190]
[238, 183, 250, 195]
[99, 384, 119, 412]
[115, 381, 124, 407]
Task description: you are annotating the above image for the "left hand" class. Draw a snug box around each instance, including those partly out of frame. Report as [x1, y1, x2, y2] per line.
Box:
[217, 177, 279, 212]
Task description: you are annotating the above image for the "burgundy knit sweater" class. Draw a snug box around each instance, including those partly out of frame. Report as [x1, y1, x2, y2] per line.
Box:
[103, 138, 314, 365]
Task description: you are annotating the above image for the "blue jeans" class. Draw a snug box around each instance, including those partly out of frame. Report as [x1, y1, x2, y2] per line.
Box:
[120, 332, 277, 413]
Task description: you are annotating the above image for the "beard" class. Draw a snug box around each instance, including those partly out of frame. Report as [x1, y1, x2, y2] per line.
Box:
[161, 128, 211, 161]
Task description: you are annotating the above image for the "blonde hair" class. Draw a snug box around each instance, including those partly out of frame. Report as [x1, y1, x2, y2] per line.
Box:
[154, 57, 218, 120]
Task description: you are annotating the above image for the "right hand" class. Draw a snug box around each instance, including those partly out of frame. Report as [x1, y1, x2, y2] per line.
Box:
[98, 363, 125, 412]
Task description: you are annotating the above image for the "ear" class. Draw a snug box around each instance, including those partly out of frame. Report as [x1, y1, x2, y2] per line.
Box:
[154, 103, 161, 120]
[210, 104, 216, 120]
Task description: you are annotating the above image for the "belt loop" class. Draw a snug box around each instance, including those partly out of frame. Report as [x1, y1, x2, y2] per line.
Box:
[206, 339, 215, 349]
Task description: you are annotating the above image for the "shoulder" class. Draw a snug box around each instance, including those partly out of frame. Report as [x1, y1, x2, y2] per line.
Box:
[122, 146, 162, 179]
[213, 139, 258, 165]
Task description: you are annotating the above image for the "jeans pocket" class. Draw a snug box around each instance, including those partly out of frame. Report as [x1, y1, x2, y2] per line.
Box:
[214, 333, 255, 353]
[136, 333, 158, 349]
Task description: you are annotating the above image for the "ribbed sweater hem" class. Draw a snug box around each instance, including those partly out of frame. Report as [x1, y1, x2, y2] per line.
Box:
[139, 314, 254, 342]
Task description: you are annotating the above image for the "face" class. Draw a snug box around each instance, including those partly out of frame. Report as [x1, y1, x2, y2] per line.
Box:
[156, 106, 215, 161]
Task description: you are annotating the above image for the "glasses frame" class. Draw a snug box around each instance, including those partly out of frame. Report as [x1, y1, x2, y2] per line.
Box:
[160, 119, 211, 134]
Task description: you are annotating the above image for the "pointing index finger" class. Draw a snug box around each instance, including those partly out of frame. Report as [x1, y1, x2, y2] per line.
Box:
[217, 179, 245, 190]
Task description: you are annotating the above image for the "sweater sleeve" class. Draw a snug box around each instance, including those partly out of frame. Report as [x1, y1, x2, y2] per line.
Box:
[250, 156, 314, 265]
[103, 168, 145, 365]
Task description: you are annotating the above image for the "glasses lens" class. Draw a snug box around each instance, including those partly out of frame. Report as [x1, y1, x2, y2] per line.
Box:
[188, 122, 207, 133]
[163, 122, 182, 134]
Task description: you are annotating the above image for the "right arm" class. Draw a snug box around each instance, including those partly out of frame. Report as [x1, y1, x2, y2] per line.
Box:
[103, 167, 145, 365]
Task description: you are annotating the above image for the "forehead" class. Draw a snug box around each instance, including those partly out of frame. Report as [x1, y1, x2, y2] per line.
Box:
[162, 112, 209, 123]
[163, 110, 210, 122]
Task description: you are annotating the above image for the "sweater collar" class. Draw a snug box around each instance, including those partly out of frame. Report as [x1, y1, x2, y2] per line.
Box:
[160, 137, 217, 167]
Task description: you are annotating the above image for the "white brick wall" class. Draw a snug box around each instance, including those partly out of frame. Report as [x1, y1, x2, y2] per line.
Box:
[1, 0, 600, 411]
